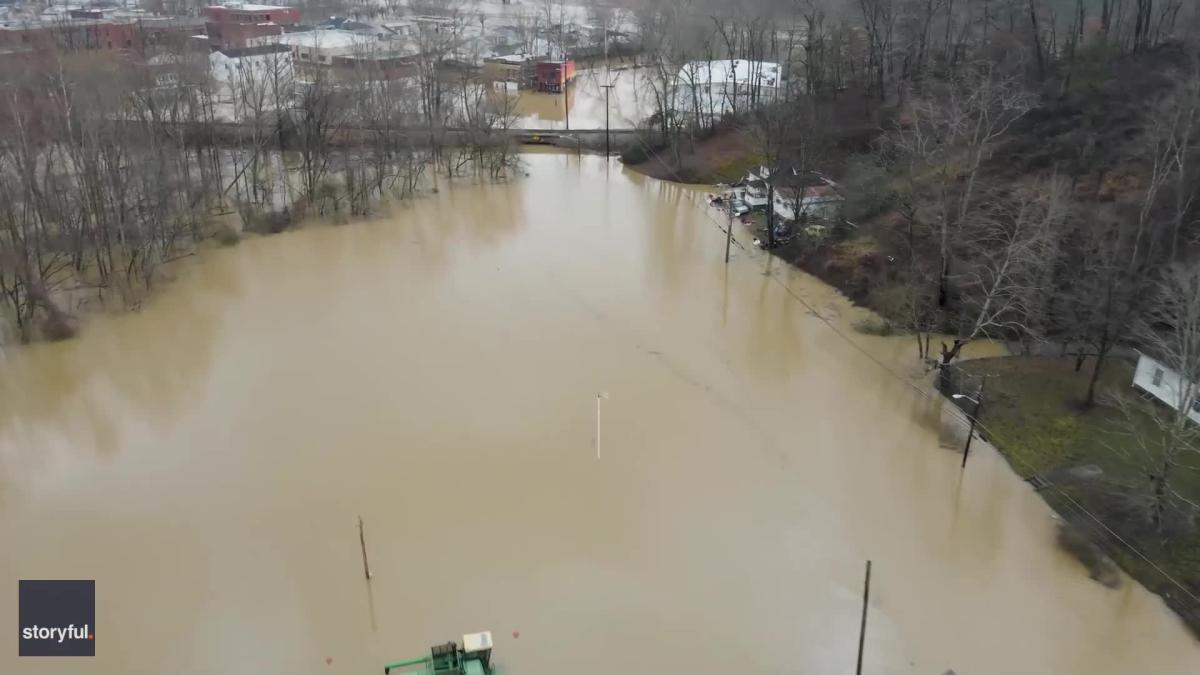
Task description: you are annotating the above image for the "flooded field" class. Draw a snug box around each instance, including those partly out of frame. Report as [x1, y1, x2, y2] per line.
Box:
[1, 154, 1198, 675]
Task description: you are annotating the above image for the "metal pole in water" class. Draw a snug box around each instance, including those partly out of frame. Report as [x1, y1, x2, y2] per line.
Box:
[961, 376, 986, 469]
[601, 83, 614, 157]
[602, 23, 612, 157]
[358, 515, 372, 580]
[856, 560, 871, 675]
[725, 202, 734, 264]
[595, 392, 608, 459]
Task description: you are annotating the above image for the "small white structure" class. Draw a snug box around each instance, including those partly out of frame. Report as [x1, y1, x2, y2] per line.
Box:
[675, 59, 782, 118]
[277, 29, 376, 65]
[462, 631, 492, 654]
[772, 182, 844, 221]
[380, 20, 416, 38]
[1132, 352, 1200, 424]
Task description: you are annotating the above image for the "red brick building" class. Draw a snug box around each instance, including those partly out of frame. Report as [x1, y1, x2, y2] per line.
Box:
[0, 20, 141, 54]
[202, 3, 301, 49]
[202, 4, 301, 27]
[535, 59, 576, 93]
[206, 21, 284, 49]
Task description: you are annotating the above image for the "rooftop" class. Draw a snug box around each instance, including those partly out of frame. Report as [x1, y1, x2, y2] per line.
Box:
[485, 53, 529, 64]
[210, 3, 292, 11]
[216, 43, 290, 58]
[277, 29, 374, 50]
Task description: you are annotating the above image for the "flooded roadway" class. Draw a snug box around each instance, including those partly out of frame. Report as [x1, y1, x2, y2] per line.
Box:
[1, 154, 1198, 674]
[513, 66, 652, 130]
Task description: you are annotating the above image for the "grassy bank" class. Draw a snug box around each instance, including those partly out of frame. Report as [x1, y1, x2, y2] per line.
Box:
[956, 356, 1200, 635]
[622, 127, 764, 184]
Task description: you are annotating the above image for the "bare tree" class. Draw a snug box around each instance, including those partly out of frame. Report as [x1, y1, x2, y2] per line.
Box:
[858, 0, 896, 101]
[746, 101, 797, 249]
[892, 65, 1033, 318]
[292, 72, 348, 209]
[939, 174, 1065, 367]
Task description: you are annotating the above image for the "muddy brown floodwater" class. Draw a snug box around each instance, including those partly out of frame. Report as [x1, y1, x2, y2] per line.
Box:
[513, 66, 652, 130]
[2, 155, 1198, 675]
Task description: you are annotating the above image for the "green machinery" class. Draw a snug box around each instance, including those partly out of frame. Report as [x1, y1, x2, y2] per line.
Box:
[384, 631, 494, 675]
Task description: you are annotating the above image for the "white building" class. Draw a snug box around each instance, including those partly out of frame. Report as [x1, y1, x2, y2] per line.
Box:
[740, 166, 844, 223]
[209, 44, 295, 120]
[277, 29, 377, 65]
[675, 59, 782, 118]
[1132, 352, 1200, 424]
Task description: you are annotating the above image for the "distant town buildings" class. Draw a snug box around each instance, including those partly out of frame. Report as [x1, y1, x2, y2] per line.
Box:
[0, 4, 198, 59]
[0, 17, 138, 53]
[0, 0, 641, 123]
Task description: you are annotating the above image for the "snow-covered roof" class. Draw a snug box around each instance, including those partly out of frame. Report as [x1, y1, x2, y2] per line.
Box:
[213, 3, 290, 11]
[486, 53, 529, 64]
[677, 59, 782, 88]
[277, 29, 373, 50]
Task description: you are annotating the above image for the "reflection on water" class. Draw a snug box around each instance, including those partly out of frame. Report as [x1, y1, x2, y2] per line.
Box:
[2, 154, 1198, 675]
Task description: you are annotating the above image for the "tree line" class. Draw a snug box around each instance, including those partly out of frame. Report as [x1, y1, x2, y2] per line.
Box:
[626, 0, 1200, 574]
[0, 14, 526, 345]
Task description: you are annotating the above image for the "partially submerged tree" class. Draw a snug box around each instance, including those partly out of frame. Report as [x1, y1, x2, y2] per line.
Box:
[938, 174, 1066, 368]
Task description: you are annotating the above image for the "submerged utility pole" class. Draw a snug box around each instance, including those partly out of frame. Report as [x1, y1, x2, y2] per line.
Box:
[855, 560, 871, 675]
[601, 83, 614, 156]
[954, 376, 987, 469]
[358, 515, 372, 580]
[595, 391, 609, 459]
[602, 23, 610, 155]
[724, 200, 734, 264]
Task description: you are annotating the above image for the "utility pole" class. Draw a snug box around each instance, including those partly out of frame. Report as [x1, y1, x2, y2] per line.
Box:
[954, 376, 987, 469]
[595, 392, 609, 459]
[600, 83, 614, 156]
[601, 22, 612, 156]
[358, 515, 372, 580]
[855, 560, 871, 675]
[724, 199, 734, 264]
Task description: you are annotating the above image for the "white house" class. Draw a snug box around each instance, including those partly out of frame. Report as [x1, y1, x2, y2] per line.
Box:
[277, 29, 377, 65]
[675, 59, 782, 118]
[741, 166, 844, 223]
[209, 44, 295, 120]
[1132, 352, 1200, 424]
[772, 184, 845, 222]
